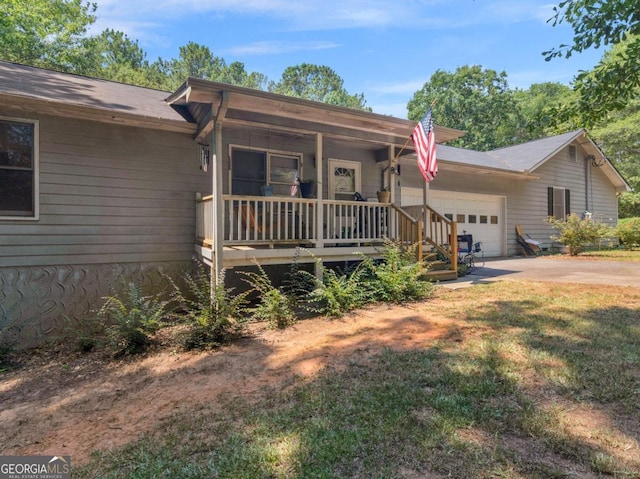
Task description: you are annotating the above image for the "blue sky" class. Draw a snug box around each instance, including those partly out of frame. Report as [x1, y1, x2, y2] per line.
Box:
[90, 0, 605, 118]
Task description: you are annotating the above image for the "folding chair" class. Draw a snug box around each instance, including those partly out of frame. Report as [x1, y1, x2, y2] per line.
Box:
[515, 225, 541, 256]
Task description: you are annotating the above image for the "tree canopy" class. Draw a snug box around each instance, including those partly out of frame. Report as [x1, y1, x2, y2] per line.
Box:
[269, 64, 370, 111]
[0, 2, 366, 110]
[0, 0, 97, 73]
[544, 0, 640, 127]
[407, 65, 524, 150]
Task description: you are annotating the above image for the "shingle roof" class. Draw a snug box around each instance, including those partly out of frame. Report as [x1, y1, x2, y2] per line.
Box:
[490, 130, 584, 171]
[0, 60, 185, 123]
[436, 130, 585, 173]
[434, 129, 630, 191]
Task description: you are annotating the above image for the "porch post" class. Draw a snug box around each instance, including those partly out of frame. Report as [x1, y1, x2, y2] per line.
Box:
[388, 145, 396, 237]
[210, 120, 224, 284]
[315, 132, 324, 279]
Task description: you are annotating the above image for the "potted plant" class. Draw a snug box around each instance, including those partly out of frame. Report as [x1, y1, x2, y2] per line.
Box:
[299, 179, 317, 198]
[377, 186, 391, 203]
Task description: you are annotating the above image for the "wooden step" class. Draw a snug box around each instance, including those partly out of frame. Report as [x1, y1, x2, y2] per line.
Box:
[426, 260, 449, 271]
[423, 269, 458, 282]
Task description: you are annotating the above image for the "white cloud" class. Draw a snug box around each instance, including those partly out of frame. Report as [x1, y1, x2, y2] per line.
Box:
[226, 41, 340, 56]
[369, 80, 425, 95]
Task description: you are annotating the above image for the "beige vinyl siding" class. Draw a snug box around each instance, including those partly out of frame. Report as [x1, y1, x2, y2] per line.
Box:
[505, 145, 618, 254]
[400, 143, 619, 255]
[0, 111, 208, 268]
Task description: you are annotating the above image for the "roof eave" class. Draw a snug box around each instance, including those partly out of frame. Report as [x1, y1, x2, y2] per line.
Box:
[165, 77, 466, 144]
[1, 92, 196, 134]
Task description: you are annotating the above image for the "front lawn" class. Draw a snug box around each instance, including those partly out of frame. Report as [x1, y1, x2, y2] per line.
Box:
[73, 281, 640, 478]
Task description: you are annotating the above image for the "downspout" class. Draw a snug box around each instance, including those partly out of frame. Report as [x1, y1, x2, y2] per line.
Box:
[585, 156, 590, 214]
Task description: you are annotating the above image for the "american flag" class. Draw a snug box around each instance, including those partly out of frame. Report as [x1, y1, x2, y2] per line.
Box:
[411, 107, 437, 183]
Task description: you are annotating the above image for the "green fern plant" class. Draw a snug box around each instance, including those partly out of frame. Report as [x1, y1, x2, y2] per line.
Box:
[170, 262, 249, 349]
[239, 262, 296, 329]
[304, 259, 374, 317]
[97, 281, 171, 356]
[369, 241, 434, 303]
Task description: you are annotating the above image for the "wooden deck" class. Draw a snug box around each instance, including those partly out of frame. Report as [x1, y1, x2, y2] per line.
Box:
[195, 194, 458, 279]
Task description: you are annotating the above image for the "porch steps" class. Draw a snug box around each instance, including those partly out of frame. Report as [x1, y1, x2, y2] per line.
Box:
[423, 252, 458, 282]
[423, 269, 458, 282]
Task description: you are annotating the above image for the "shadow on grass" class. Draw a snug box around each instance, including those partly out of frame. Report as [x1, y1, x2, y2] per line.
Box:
[74, 290, 640, 478]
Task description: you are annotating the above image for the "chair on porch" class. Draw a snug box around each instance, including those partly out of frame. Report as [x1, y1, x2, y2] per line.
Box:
[238, 203, 270, 238]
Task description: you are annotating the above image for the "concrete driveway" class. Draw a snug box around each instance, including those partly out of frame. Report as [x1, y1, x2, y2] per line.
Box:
[446, 256, 640, 288]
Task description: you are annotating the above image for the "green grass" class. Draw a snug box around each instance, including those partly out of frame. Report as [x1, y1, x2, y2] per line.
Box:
[578, 248, 640, 261]
[75, 281, 640, 478]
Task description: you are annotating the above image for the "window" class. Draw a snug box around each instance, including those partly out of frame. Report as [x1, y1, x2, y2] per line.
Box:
[480, 215, 488, 224]
[548, 187, 570, 220]
[490, 215, 498, 225]
[468, 215, 477, 224]
[568, 145, 577, 163]
[456, 214, 465, 223]
[230, 146, 301, 196]
[0, 118, 38, 218]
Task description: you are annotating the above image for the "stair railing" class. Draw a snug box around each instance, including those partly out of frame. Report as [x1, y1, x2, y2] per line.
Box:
[390, 205, 423, 261]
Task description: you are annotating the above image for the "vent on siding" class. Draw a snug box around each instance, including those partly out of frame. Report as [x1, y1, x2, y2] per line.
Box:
[569, 145, 577, 163]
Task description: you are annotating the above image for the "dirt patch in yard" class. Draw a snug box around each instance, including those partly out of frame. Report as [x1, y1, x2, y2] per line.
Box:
[2, 280, 640, 477]
[0, 296, 461, 465]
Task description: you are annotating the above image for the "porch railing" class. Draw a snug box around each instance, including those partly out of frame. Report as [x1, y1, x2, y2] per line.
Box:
[200, 195, 393, 246]
[323, 200, 390, 244]
[196, 195, 456, 271]
[223, 195, 317, 244]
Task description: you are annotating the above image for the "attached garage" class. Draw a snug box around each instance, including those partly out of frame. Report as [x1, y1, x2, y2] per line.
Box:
[401, 188, 506, 257]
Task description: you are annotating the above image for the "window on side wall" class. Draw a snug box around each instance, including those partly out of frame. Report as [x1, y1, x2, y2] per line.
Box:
[548, 186, 570, 221]
[0, 118, 38, 219]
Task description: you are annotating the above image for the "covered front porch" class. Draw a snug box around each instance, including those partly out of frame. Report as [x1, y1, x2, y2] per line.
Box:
[165, 78, 463, 279]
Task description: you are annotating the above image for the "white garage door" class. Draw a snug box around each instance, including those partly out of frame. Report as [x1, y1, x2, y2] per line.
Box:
[401, 188, 505, 257]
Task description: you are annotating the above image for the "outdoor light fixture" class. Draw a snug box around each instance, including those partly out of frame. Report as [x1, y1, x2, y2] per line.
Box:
[198, 144, 210, 172]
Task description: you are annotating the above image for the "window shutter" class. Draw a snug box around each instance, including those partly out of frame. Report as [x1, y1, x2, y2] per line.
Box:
[565, 189, 571, 218]
[547, 187, 554, 217]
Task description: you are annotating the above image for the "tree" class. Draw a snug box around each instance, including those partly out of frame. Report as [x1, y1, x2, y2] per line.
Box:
[269, 64, 371, 111]
[590, 96, 640, 217]
[544, 1, 640, 127]
[156, 42, 267, 91]
[0, 0, 97, 73]
[407, 65, 523, 150]
[86, 29, 168, 89]
[216, 61, 267, 91]
[514, 82, 576, 138]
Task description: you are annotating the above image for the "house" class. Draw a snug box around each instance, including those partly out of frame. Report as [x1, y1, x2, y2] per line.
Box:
[397, 131, 630, 256]
[0, 60, 629, 346]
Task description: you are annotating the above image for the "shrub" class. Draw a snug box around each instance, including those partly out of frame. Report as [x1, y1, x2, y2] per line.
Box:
[547, 214, 612, 255]
[170, 262, 249, 349]
[97, 281, 171, 356]
[367, 241, 434, 303]
[239, 262, 296, 329]
[617, 217, 640, 249]
[304, 259, 374, 317]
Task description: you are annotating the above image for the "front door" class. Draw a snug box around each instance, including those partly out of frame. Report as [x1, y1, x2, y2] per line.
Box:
[327, 159, 361, 201]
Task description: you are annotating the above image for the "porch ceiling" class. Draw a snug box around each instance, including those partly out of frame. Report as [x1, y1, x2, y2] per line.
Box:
[166, 78, 464, 150]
